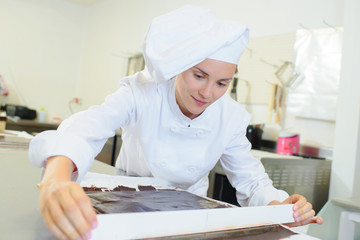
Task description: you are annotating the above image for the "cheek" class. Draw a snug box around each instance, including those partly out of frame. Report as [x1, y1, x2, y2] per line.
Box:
[180, 73, 196, 93]
[213, 87, 229, 101]
[176, 75, 190, 102]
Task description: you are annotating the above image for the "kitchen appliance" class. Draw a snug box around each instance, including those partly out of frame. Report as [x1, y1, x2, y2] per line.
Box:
[276, 132, 299, 155]
[230, 72, 238, 101]
[0, 104, 37, 120]
[246, 124, 264, 150]
[209, 157, 331, 214]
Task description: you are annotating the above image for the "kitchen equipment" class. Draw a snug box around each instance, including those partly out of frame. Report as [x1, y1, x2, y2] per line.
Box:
[276, 132, 299, 155]
[246, 124, 264, 150]
[230, 73, 238, 101]
[1, 104, 37, 120]
[209, 157, 331, 214]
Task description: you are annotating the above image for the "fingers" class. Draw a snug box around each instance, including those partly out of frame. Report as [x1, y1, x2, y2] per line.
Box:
[285, 216, 323, 228]
[58, 190, 92, 239]
[285, 194, 323, 227]
[49, 196, 85, 240]
[286, 194, 305, 205]
[294, 204, 315, 222]
[42, 208, 68, 240]
[69, 185, 98, 232]
[305, 216, 323, 225]
[40, 181, 97, 240]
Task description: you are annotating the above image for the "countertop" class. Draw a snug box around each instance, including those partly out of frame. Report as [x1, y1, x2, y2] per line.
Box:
[6, 118, 59, 133]
[250, 149, 303, 160]
[0, 148, 115, 240]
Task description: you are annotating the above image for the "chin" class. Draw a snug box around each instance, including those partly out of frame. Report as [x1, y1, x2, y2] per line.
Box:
[189, 107, 206, 116]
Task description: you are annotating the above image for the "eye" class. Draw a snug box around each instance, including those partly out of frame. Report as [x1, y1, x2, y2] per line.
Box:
[217, 81, 228, 87]
[194, 73, 205, 80]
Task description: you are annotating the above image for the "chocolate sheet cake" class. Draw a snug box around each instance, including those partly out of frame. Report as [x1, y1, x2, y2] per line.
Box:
[83, 185, 299, 239]
[83, 185, 232, 214]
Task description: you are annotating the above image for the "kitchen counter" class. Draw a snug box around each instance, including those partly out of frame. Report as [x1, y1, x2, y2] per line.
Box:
[0, 148, 115, 240]
[6, 118, 59, 134]
[251, 149, 303, 160]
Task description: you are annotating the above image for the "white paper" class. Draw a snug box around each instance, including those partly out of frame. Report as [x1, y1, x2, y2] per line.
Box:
[91, 205, 295, 239]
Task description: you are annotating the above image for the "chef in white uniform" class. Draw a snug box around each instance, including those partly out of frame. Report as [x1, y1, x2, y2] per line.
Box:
[29, 6, 323, 240]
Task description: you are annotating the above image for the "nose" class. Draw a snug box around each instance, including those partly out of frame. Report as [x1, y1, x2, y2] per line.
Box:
[199, 82, 212, 99]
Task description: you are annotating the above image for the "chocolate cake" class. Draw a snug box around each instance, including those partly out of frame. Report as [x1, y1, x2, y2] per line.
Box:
[83, 185, 298, 239]
[112, 185, 136, 191]
[82, 186, 104, 192]
[138, 185, 157, 191]
[83, 185, 232, 214]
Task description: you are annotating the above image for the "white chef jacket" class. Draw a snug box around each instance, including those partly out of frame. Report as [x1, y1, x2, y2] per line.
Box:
[29, 70, 288, 207]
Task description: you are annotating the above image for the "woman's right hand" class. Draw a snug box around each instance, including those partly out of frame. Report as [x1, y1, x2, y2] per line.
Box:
[39, 156, 97, 240]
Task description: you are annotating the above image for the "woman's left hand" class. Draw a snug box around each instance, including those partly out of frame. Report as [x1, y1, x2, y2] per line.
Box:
[269, 194, 323, 227]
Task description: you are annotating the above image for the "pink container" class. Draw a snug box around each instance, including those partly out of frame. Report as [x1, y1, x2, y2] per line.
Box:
[276, 132, 299, 155]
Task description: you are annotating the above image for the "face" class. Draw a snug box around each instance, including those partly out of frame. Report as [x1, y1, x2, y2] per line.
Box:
[175, 58, 236, 119]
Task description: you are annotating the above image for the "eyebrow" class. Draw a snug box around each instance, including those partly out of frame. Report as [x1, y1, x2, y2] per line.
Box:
[194, 67, 233, 81]
[194, 67, 209, 76]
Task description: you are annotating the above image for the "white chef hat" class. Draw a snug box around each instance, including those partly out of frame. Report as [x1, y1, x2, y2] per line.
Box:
[143, 5, 249, 82]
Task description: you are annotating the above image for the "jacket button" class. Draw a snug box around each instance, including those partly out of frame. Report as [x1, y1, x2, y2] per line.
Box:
[188, 166, 196, 173]
[171, 126, 177, 132]
[160, 161, 167, 167]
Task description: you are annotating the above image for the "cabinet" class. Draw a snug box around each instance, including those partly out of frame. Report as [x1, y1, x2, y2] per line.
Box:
[208, 155, 332, 213]
[6, 119, 58, 133]
[6, 118, 122, 166]
[95, 134, 122, 166]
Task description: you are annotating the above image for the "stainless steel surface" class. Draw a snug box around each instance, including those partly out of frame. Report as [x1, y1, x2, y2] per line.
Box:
[0, 148, 115, 240]
[261, 157, 331, 213]
[208, 157, 331, 213]
[299, 145, 333, 159]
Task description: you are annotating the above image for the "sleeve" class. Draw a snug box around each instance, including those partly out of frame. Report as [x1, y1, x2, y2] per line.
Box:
[29, 77, 137, 183]
[219, 113, 289, 207]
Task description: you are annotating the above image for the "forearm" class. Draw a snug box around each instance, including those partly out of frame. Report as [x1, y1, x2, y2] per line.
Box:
[40, 156, 75, 185]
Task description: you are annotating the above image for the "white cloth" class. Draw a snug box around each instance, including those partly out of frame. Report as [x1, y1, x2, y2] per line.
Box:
[29, 70, 288, 206]
[143, 5, 249, 82]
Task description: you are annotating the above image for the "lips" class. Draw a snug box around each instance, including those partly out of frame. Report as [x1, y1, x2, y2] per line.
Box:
[192, 96, 207, 106]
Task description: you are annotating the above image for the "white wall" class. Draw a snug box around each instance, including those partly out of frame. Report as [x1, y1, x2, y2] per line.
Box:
[0, 0, 344, 149]
[0, 0, 89, 121]
[329, 0, 360, 199]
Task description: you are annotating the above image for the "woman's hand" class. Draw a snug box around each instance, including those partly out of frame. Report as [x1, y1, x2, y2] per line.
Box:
[39, 156, 97, 240]
[269, 194, 323, 227]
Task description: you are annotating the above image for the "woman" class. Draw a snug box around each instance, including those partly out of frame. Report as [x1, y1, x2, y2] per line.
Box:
[30, 6, 322, 240]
